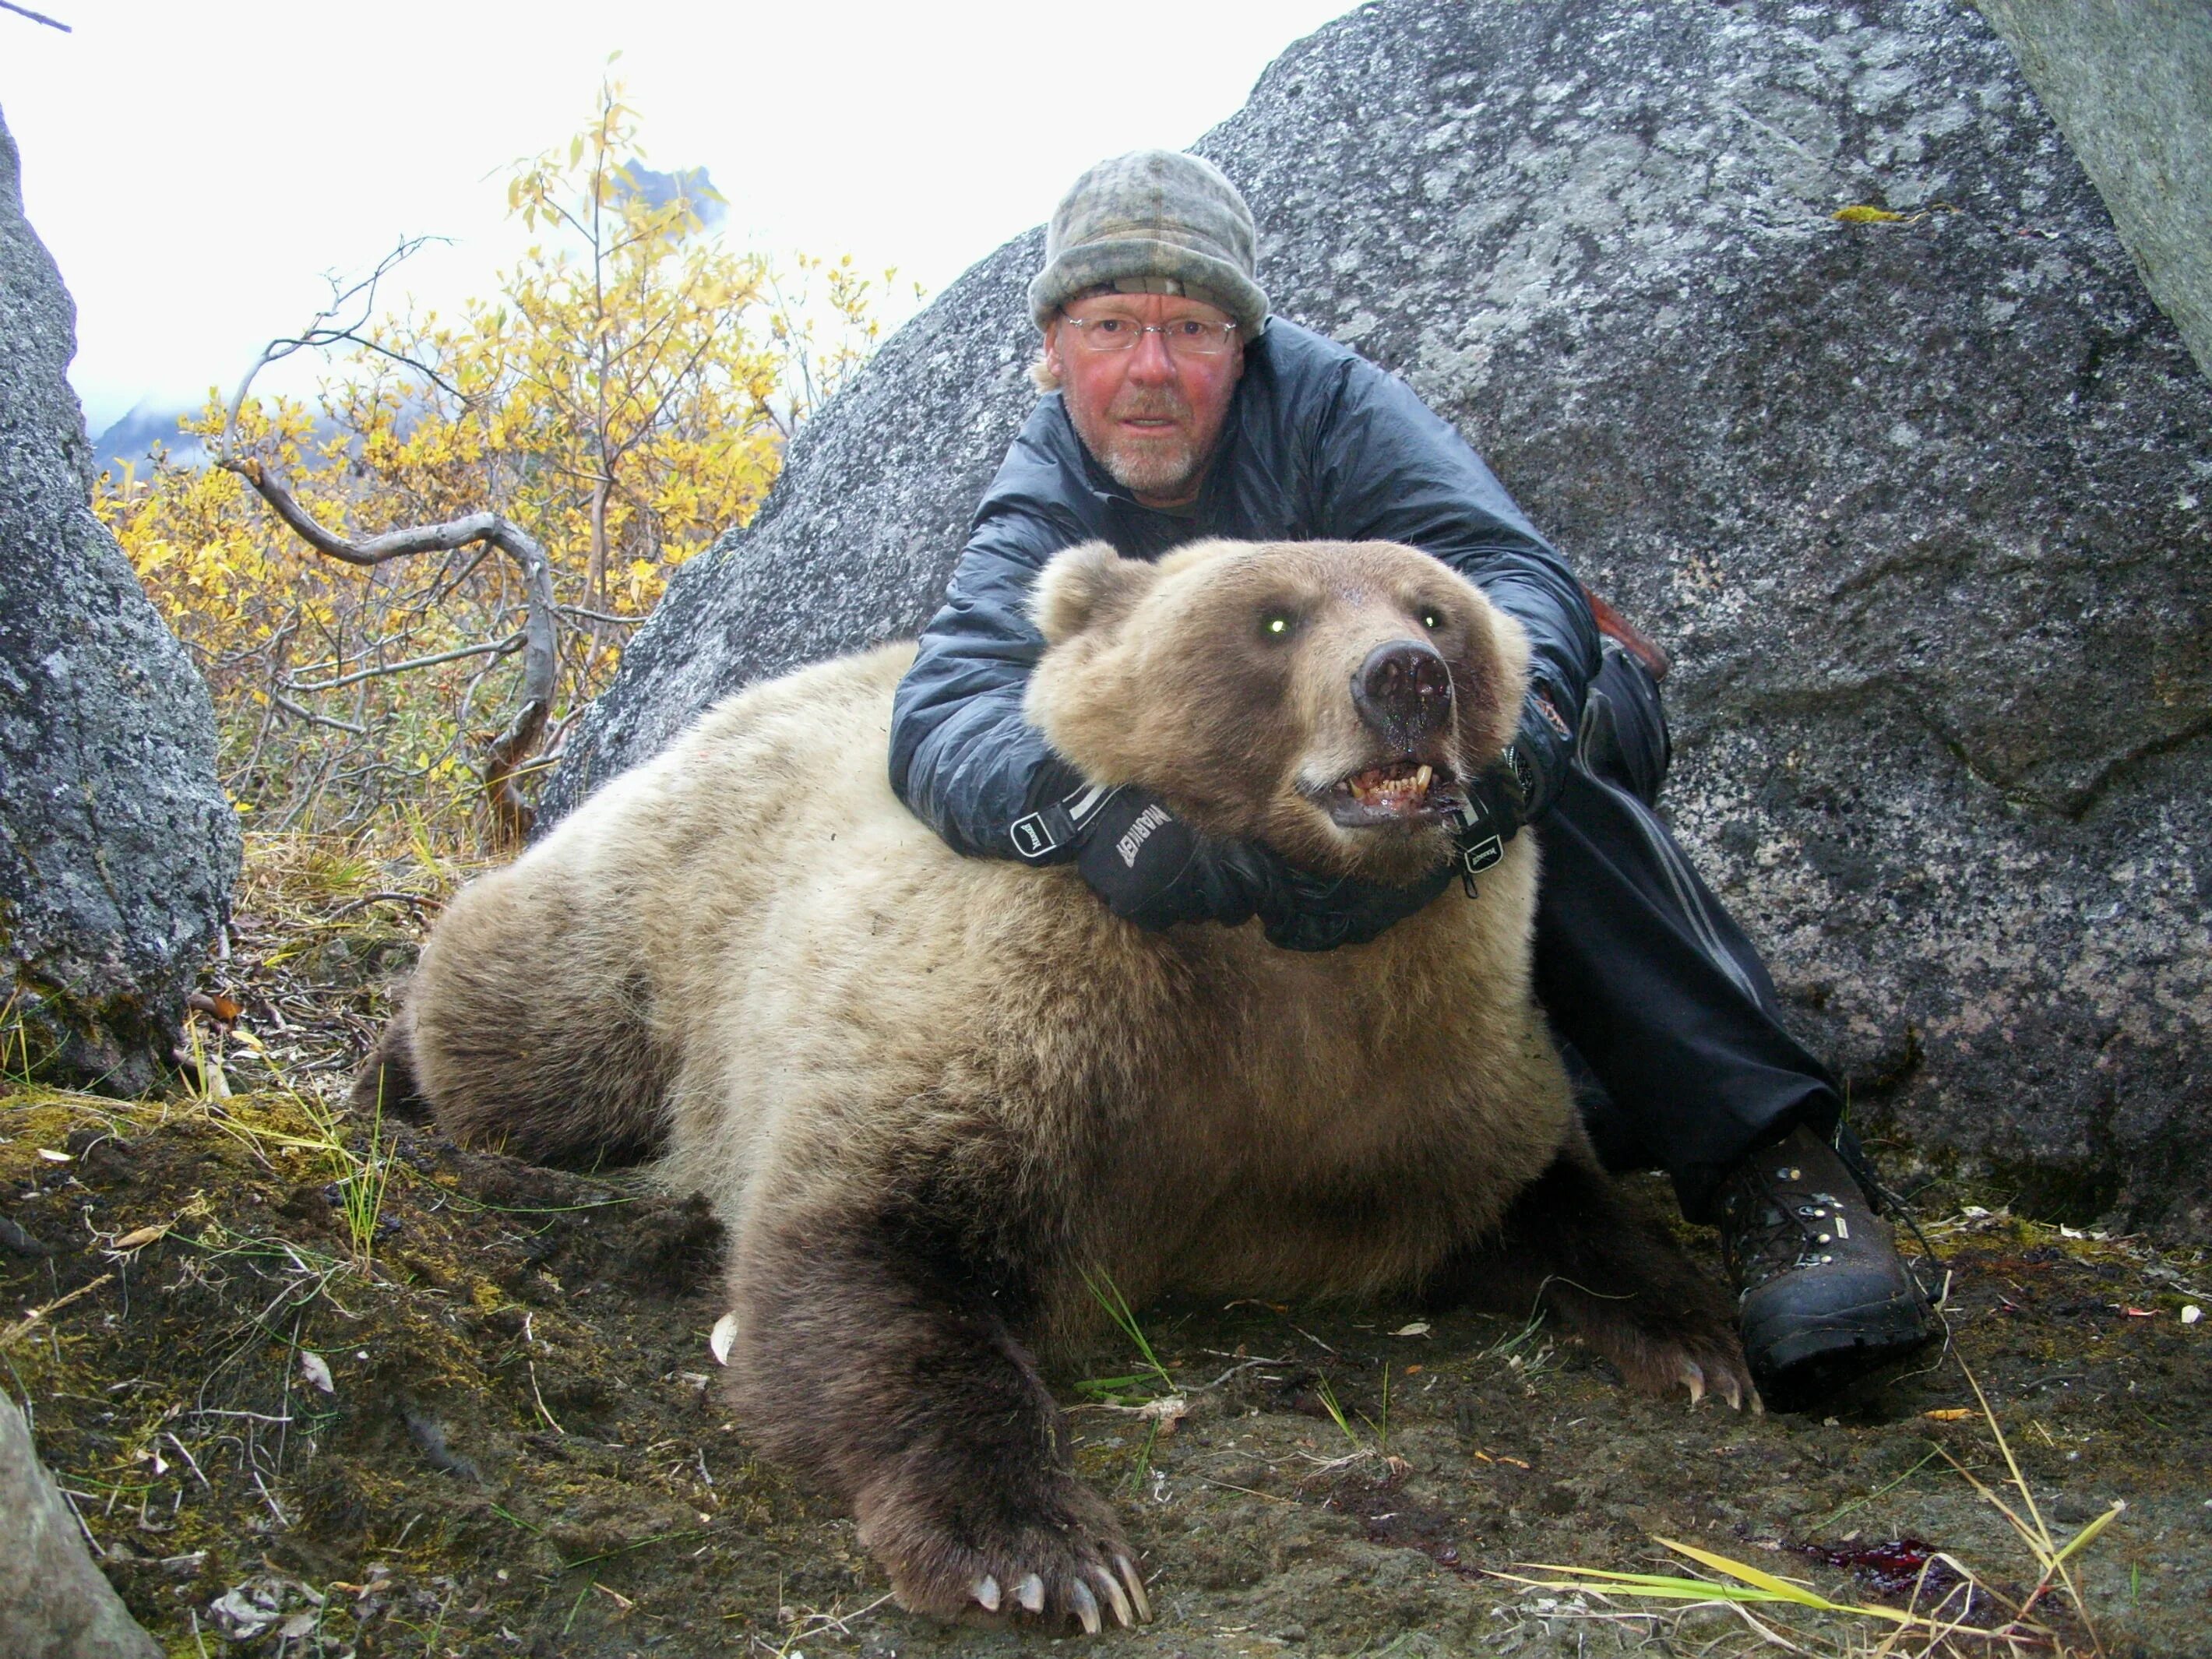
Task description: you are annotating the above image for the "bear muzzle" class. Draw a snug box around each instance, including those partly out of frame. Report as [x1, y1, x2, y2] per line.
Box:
[1308, 639, 1463, 828]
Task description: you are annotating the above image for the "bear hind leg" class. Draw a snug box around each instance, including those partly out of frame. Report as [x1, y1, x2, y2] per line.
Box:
[347, 1002, 429, 1122]
[1430, 1150, 1756, 1411]
[410, 946, 672, 1169]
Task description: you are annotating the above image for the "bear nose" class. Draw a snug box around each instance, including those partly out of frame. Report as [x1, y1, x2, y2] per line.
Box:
[1353, 639, 1454, 747]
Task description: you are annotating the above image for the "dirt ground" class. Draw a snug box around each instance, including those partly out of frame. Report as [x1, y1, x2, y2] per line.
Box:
[4, 841, 2208, 1659]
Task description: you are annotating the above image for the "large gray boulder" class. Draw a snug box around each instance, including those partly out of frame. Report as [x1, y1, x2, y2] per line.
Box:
[0, 1391, 162, 1659]
[1974, 0, 2212, 383]
[548, 0, 2212, 1238]
[0, 107, 239, 1092]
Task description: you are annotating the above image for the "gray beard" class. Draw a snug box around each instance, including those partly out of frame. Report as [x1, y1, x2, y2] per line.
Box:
[1099, 439, 1204, 503]
[1081, 400, 1209, 502]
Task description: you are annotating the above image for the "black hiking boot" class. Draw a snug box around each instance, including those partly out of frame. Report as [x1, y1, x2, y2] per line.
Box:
[1714, 1125, 1940, 1409]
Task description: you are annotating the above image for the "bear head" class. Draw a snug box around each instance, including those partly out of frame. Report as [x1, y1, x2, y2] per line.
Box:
[1026, 538, 1531, 885]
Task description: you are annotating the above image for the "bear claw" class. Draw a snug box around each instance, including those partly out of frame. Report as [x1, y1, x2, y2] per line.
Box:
[1069, 1578, 1102, 1635]
[1116, 1555, 1152, 1622]
[973, 1574, 1001, 1612]
[1015, 1573, 1045, 1614]
[1681, 1359, 1707, 1407]
[1093, 1563, 1134, 1627]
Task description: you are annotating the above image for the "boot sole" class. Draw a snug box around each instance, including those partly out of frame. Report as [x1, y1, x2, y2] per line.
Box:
[1749, 1300, 1941, 1411]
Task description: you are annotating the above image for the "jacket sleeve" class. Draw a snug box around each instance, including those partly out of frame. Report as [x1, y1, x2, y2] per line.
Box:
[1313, 358, 1601, 716]
[889, 510, 1088, 861]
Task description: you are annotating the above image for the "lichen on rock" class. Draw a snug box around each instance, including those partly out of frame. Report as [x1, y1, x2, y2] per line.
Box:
[0, 104, 240, 1093]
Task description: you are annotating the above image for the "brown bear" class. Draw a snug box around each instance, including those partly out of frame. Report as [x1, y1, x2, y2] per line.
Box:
[357, 537, 1751, 1634]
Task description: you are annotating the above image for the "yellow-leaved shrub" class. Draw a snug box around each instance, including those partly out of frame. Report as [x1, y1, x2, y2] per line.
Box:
[99, 83, 912, 853]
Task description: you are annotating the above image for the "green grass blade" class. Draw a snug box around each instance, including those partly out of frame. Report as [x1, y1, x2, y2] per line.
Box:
[2050, 1501, 2126, 1568]
[1655, 1537, 1859, 1612]
[1493, 1570, 1812, 1607]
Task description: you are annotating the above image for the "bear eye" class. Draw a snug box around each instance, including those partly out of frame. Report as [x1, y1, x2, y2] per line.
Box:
[1260, 609, 1295, 639]
[1419, 608, 1445, 631]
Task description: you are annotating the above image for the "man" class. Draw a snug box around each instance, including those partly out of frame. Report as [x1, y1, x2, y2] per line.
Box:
[889, 149, 1937, 1403]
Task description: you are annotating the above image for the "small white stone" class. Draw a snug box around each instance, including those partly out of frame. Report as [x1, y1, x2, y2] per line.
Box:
[2182, 1305, 2203, 1326]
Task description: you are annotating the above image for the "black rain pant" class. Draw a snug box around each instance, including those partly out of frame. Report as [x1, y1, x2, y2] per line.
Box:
[1534, 644, 1842, 1222]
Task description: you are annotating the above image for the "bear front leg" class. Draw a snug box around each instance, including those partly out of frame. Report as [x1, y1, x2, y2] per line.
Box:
[724, 1199, 1150, 1633]
[1430, 1151, 1756, 1410]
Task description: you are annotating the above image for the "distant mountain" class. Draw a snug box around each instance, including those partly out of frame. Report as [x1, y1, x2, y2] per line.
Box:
[613, 160, 727, 231]
[90, 400, 354, 483]
[90, 400, 203, 481]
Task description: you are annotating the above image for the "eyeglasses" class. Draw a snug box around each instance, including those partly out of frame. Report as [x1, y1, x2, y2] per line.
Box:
[1059, 314, 1240, 358]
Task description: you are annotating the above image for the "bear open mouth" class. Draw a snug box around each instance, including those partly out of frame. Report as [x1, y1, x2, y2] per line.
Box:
[1319, 760, 1455, 827]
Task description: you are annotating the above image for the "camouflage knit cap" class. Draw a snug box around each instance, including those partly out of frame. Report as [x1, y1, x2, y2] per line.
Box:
[1029, 149, 1269, 340]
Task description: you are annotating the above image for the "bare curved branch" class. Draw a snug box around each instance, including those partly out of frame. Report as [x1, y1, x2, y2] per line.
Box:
[217, 453, 557, 844]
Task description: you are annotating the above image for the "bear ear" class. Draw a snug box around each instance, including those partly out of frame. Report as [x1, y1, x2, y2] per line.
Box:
[1033, 541, 1157, 644]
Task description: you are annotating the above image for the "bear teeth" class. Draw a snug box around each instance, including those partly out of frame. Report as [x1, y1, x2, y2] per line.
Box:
[1345, 763, 1435, 807]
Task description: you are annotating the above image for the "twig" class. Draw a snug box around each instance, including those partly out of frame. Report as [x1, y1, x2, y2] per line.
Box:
[0, 1, 70, 30]
[250, 1462, 291, 1527]
[213, 238, 459, 449]
[220, 477, 556, 841]
[1194, 1475, 1297, 1506]
[326, 891, 443, 921]
[269, 693, 368, 737]
[164, 1432, 212, 1492]
[1, 1272, 114, 1350]
[557, 604, 648, 627]
[286, 631, 525, 692]
[1192, 1355, 1291, 1393]
[529, 1361, 565, 1435]
[786, 1591, 895, 1641]
[56, 1485, 106, 1558]
[189, 1408, 295, 1425]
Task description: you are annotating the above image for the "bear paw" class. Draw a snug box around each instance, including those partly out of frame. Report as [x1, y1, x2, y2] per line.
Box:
[1605, 1321, 1759, 1414]
[857, 1471, 1150, 1633]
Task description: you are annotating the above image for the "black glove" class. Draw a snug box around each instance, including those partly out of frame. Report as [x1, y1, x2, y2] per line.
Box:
[1253, 859, 1456, 952]
[1070, 787, 1278, 932]
[1062, 786, 1452, 949]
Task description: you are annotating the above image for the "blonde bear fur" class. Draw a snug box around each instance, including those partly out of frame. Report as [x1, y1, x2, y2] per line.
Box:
[361, 537, 1749, 1633]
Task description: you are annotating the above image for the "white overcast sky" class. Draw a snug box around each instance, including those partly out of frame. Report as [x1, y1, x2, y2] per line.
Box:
[4, 0, 1355, 437]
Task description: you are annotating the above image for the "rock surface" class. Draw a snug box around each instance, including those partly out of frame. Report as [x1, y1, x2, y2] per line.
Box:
[0, 1390, 163, 1659]
[547, 0, 2211, 1238]
[1974, 0, 2212, 383]
[0, 107, 239, 1091]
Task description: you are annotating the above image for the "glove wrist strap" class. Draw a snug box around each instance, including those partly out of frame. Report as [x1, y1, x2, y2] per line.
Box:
[1011, 781, 1122, 863]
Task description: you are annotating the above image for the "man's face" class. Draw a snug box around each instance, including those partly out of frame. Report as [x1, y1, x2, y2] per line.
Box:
[1043, 291, 1245, 509]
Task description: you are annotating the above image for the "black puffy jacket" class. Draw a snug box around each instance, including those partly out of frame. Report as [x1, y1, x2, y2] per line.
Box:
[888, 318, 1601, 861]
